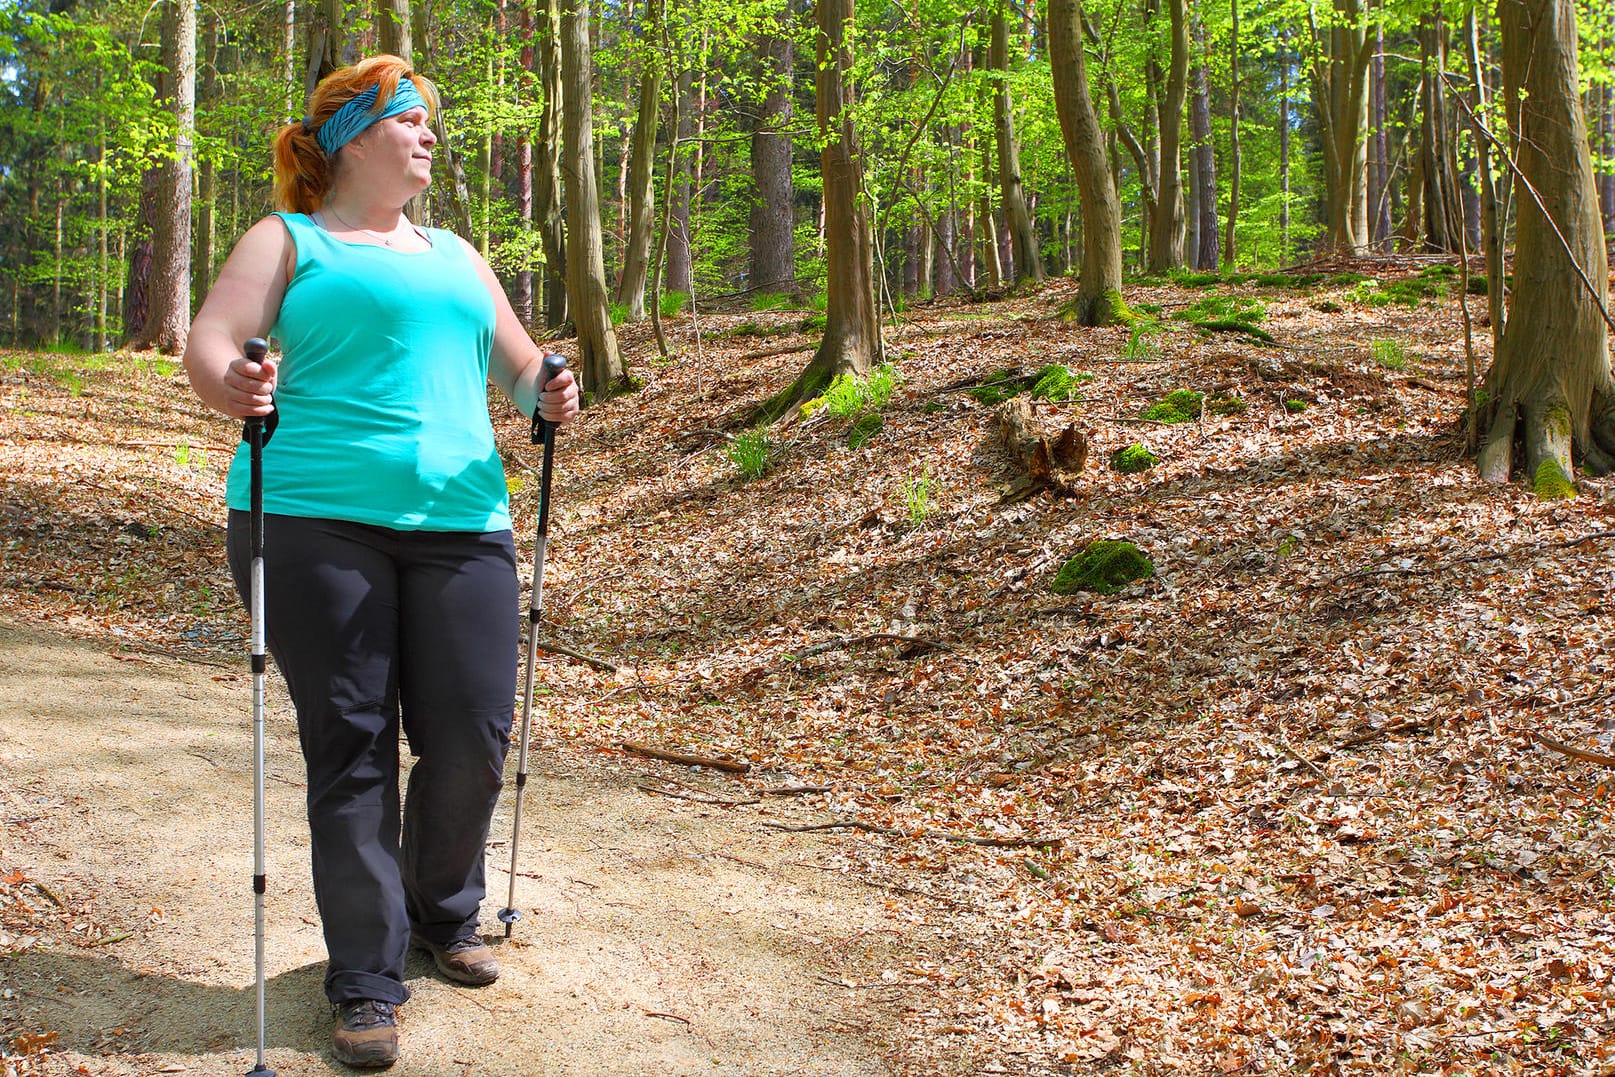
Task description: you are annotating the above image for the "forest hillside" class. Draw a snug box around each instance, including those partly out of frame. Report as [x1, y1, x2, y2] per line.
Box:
[4, 267, 1615, 1074]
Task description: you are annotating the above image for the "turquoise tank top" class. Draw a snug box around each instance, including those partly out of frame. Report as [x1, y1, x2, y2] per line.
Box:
[224, 212, 510, 532]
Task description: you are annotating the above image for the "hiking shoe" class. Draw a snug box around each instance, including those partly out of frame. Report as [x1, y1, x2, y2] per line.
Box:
[332, 999, 398, 1068]
[413, 932, 500, 986]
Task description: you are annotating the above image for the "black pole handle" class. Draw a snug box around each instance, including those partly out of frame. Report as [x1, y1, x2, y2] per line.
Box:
[530, 353, 568, 445]
[241, 337, 276, 446]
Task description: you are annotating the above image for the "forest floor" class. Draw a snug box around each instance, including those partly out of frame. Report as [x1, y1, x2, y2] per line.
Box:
[3, 262, 1615, 1076]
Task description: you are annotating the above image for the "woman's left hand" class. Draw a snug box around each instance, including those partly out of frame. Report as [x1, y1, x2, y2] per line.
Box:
[537, 364, 580, 424]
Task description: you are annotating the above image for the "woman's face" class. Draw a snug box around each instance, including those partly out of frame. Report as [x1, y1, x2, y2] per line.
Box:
[347, 104, 436, 194]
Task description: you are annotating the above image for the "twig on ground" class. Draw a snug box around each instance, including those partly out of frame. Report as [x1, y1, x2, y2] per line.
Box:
[760, 784, 830, 796]
[1337, 718, 1432, 750]
[791, 633, 954, 660]
[673, 428, 735, 444]
[536, 639, 619, 672]
[762, 819, 1063, 848]
[636, 783, 760, 807]
[1528, 731, 1615, 768]
[643, 1011, 692, 1025]
[89, 930, 133, 947]
[1277, 734, 1326, 775]
[621, 740, 752, 774]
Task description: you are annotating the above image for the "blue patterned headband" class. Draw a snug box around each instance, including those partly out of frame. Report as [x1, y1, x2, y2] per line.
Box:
[312, 79, 428, 156]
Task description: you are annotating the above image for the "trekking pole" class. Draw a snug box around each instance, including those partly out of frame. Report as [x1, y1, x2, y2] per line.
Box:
[498, 353, 567, 939]
[243, 337, 276, 1077]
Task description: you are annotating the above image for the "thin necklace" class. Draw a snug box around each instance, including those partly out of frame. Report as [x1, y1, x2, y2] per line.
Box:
[324, 206, 407, 247]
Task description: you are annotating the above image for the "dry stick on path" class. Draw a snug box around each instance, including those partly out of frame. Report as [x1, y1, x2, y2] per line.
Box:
[536, 638, 619, 672]
[621, 740, 752, 774]
[792, 633, 954, 660]
[763, 819, 1063, 849]
[1528, 731, 1615, 768]
[636, 783, 761, 807]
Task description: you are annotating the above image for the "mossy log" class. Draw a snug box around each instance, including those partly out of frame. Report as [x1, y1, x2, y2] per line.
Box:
[996, 397, 1088, 502]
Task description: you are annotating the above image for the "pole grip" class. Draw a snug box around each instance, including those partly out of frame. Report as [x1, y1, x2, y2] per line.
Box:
[241, 337, 275, 448]
[530, 353, 568, 446]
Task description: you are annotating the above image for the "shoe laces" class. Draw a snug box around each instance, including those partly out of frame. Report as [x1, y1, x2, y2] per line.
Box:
[338, 999, 396, 1030]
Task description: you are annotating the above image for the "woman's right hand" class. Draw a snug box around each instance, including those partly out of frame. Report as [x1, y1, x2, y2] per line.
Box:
[223, 352, 278, 418]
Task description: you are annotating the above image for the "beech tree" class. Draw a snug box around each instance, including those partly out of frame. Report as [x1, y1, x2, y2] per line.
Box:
[128, 0, 194, 354]
[560, 0, 624, 394]
[1047, 0, 1126, 324]
[1477, 0, 1615, 492]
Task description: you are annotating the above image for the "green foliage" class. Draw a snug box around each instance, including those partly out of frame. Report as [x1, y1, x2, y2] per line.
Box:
[1285, 399, 1309, 413]
[1350, 275, 1448, 308]
[1370, 338, 1410, 371]
[750, 292, 794, 312]
[1176, 294, 1266, 326]
[660, 291, 690, 318]
[726, 428, 774, 480]
[803, 363, 900, 420]
[1208, 393, 1248, 417]
[1142, 389, 1204, 424]
[1122, 324, 1161, 362]
[1109, 444, 1158, 473]
[970, 371, 1026, 405]
[1051, 541, 1156, 595]
[608, 301, 629, 327]
[900, 469, 937, 527]
[1030, 365, 1094, 402]
[799, 314, 828, 334]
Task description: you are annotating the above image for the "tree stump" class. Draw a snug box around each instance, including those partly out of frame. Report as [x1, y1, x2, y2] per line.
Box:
[996, 397, 1088, 501]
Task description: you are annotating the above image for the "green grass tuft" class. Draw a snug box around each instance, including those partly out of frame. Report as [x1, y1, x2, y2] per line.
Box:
[659, 290, 689, 318]
[726, 428, 774, 479]
[1030, 364, 1093, 402]
[1369, 338, 1410, 371]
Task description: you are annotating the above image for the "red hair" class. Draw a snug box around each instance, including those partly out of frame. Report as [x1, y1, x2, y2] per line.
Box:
[271, 55, 439, 215]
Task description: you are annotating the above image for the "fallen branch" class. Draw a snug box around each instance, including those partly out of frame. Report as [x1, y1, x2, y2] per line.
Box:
[88, 930, 133, 947]
[1528, 731, 1615, 768]
[635, 783, 760, 807]
[620, 740, 752, 774]
[760, 784, 830, 796]
[1336, 718, 1432, 750]
[643, 1011, 692, 1025]
[762, 819, 1064, 848]
[791, 633, 954, 660]
[536, 639, 619, 672]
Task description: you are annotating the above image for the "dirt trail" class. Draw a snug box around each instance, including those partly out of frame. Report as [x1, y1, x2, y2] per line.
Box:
[0, 616, 912, 1076]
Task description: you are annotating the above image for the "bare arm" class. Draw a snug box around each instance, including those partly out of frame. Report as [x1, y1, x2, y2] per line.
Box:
[183, 216, 295, 419]
[467, 237, 580, 424]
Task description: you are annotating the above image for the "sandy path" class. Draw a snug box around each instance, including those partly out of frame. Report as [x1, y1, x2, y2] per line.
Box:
[0, 617, 910, 1076]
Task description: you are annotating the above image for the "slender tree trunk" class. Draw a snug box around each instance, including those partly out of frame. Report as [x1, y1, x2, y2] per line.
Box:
[377, 0, 412, 57]
[934, 209, 956, 296]
[1223, 0, 1241, 265]
[1280, 33, 1291, 255]
[130, 0, 194, 354]
[750, 11, 795, 296]
[535, 0, 568, 327]
[991, 2, 1044, 285]
[1478, 0, 1615, 489]
[195, 16, 219, 299]
[666, 68, 693, 296]
[1312, 0, 1372, 251]
[1419, 8, 1453, 252]
[560, 0, 624, 394]
[1189, 9, 1217, 270]
[1148, 0, 1188, 271]
[1370, 22, 1391, 249]
[615, 0, 663, 321]
[515, 0, 536, 327]
[1048, 0, 1126, 324]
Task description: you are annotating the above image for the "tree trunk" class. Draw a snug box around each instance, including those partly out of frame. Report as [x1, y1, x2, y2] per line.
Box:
[1188, 9, 1217, 271]
[516, 0, 535, 328]
[1478, 0, 1615, 491]
[1312, 0, 1372, 251]
[1048, 0, 1126, 325]
[1147, 0, 1188, 272]
[560, 0, 624, 395]
[377, 0, 412, 58]
[991, 2, 1044, 285]
[1419, 9, 1453, 252]
[535, 0, 568, 327]
[750, 14, 795, 297]
[1223, 0, 1241, 266]
[195, 15, 219, 299]
[130, 0, 194, 354]
[1370, 22, 1391, 250]
[754, 0, 876, 421]
[666, 68, 694, 297]
[615, 0, 662, 322]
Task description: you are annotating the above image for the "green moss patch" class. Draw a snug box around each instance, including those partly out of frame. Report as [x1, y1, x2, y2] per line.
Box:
[1052, 540, 1156, 595]
[1533, 459, 1577, 500]
[847, 412, 884, 449]
[1208, 393, 1248, 417]
[1030, 364, 1095, 402]
[1142, 389, 1204, 424]
[1110, 444, 1158, 473]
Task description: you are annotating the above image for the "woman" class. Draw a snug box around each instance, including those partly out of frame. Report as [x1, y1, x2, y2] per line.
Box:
[184, 55, 578, 1069]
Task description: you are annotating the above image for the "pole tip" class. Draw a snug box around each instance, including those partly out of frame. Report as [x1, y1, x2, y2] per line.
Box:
[246, 1066, 277, 1076]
